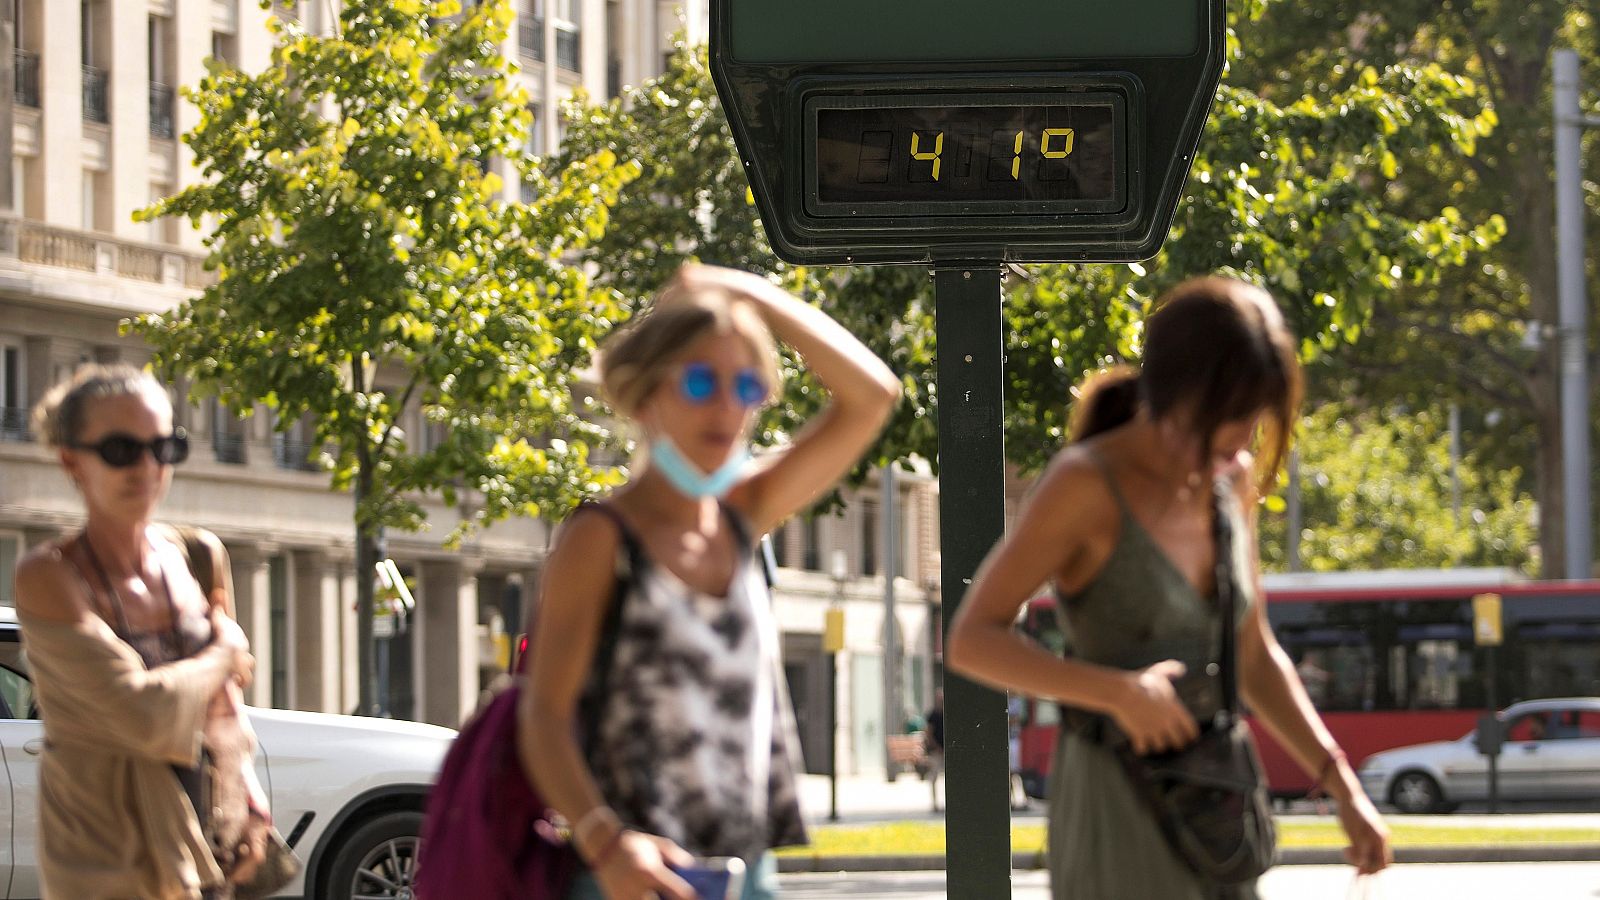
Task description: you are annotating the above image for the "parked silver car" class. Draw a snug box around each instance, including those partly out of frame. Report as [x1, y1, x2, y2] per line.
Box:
[0, 607, 454, 899]
[1359, 697, 1600, 814]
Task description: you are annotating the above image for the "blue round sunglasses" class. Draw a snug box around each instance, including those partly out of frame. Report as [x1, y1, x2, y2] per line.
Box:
[679, 362, 769, 408]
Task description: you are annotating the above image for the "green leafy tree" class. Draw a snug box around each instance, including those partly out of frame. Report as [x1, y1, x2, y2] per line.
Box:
[559, 24, 1500, 481]
[129, 0, 636, 712]
[1259, 405, 1538, 572]
[1230, 0, 1600, 576]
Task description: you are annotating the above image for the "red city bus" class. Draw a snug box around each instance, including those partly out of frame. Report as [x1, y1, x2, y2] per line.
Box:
[1013, 569, 1600, 799]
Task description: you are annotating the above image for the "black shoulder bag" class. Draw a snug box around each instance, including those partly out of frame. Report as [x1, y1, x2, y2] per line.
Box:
[1062, 481, 1277, 884]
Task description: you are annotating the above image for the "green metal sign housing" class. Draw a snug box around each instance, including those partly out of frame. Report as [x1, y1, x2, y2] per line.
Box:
[710, 0, 1226, 265]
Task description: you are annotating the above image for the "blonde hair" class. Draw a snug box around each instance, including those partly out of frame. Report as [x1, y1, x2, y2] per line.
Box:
[32, 363, 171, 449]
[598, 288, 781, 419]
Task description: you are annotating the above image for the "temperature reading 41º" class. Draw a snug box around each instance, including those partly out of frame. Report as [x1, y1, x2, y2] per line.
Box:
[813, 99, 1119, 208]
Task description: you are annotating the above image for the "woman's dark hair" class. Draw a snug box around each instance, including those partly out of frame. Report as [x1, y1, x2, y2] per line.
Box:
[1070, 277, 1303, 491]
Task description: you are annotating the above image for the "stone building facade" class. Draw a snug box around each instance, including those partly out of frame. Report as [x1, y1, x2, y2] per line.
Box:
[0, 0, 939, 777]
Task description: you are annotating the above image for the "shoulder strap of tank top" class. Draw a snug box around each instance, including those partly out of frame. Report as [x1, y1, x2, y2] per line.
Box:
[716, 500, 777, 588]
[1084, 448, 1134, 514]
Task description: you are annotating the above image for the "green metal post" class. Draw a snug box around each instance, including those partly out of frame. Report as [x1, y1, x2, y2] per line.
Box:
[934, 263, 1012, 898]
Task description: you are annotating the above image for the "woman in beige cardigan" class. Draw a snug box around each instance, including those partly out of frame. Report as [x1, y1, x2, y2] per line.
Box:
[13, 364, 265, 899]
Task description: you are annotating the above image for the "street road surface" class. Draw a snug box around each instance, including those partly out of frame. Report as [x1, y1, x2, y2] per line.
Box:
[780, 862, 1600, 898]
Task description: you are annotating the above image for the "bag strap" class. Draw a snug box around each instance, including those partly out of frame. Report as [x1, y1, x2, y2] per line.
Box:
[546, 501, 646, 754]
[515, 501, 642, 678]
[577, 501, 645, 690]
[1212, 480, 1239, 722]
[159, 523, 216, 597]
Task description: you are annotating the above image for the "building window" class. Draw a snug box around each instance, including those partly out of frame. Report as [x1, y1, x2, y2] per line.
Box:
[268, 554, 290, 708]
[81, 1, 109, 124]
[0, 339, 26, 441]
[802, 514, 821, 572]
[211, 397, 246, 463]
[554, 0, 579, 72]
[861, 499, 878, 577]
[892, 495, 908, 578]
[81, 171, 110, 232]
[149, 183, 177, 244]
[273, 413, 320, 471]
[8, 158, 20, 216]
[210, 31, 238, 66]
[520, 103, 542, 203]
[0, 533, 21, 607]
[13, 49, 39, 108]
[771, 523, 789, 569]
[518, 0, 543, 60]
[149, 16, 175, 138]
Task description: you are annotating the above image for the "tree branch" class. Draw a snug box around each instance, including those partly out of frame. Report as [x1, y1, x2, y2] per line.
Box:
[1392, 316, 1530, 387]
[376, 370, 424, 457]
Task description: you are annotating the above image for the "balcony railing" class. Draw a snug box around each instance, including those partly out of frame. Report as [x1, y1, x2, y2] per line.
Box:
[0, 408, 30, 443]
[14, 50, 39, 108]
[16, 223, 97, 272]
[518, 19, 543, 60]
[150, 82, 175, 138]
[0, 216, 217, 288]
[82, 65, 109, 124]
[555, 26, 579, 73]
[117, 245, 165, 283]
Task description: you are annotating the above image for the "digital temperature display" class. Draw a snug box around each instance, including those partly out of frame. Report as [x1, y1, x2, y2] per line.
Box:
[808, 94, 1125, 216]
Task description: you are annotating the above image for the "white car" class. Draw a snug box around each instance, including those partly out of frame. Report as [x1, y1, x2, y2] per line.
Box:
[1359, 697, 1600, 814]
[0, 607, 455, 899]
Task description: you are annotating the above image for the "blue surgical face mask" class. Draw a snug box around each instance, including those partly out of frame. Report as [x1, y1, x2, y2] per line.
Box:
[649, 436, 750, 499]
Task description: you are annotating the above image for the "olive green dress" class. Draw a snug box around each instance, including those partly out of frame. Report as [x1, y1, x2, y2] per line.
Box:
[1046, 458, 1260, 900]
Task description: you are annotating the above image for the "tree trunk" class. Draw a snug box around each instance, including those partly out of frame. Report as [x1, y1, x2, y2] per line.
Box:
[1501, 51, 1565, 578]
[353, 461, 380, 716]
[351, 357, 379, 716]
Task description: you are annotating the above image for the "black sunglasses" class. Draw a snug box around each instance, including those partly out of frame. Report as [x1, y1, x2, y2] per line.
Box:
[70, 427, 190, 468]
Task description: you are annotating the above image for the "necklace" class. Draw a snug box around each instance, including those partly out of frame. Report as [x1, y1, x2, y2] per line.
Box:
[78, 531, 180, 638]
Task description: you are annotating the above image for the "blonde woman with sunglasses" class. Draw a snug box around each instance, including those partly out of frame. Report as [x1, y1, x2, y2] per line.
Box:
[13, 364, 267, 899]
[519, 264, 901, 900]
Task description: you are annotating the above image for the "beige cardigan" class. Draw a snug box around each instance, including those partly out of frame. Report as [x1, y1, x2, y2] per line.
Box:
[20, 610, 233, 899]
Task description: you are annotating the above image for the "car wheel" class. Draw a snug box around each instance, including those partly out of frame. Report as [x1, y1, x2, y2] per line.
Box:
[1390, 771, 1445, 814]
[323, 810, 423, 900]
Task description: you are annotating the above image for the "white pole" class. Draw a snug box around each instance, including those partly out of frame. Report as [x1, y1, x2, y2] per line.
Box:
[1554, 49, 1591, 580]
[881, 463, 899, 779]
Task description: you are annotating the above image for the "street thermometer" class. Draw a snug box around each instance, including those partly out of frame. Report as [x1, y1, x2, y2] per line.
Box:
[709, 2, 1229, 895]
[711, 0, 1227, 264]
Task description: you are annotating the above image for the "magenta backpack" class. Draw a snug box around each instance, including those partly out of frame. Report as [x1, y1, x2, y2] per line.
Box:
[416, 504, 639, 900]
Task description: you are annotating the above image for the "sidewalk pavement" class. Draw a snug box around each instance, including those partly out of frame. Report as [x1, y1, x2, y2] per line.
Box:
[788, 772, 1600, 872]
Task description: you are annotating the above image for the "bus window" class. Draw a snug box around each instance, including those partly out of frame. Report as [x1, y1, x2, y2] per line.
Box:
[1408, 638, 1464, 709]
[1280, 631, 1375, 711]
[1517, 622, 1600, 699]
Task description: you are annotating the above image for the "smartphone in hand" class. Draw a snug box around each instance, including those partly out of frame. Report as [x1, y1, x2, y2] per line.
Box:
[671, 857, 746, 900]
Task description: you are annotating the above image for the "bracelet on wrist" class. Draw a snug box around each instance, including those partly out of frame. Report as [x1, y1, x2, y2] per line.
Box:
[586, 825, 627, 869]
[573, 805, 620, 850]
[1306, 747, 1348, 801]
